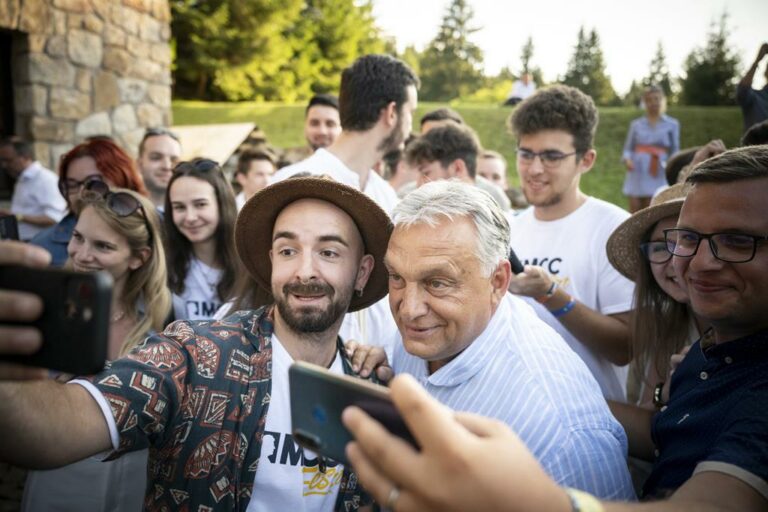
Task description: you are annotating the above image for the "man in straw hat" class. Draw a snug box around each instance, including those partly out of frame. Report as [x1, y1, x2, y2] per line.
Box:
[340, 146, 768, 512]
[0, 177, 391, 511]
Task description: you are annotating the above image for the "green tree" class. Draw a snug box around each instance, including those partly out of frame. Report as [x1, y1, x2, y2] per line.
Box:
[518, 36, 543, 85]
[418, 0, 485, 101]
[643, 41, 674, 99]
[679, 13, 740, 106]
[623, 79, 644, 107]
[172, 0, 386, 101]
[561, 27, 618, 105]
[171, 0, 302, 100]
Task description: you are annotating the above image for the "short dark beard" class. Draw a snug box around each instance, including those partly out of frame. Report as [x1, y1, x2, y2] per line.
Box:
[377, 113, 405, 154]
[275, 281, 353, 334]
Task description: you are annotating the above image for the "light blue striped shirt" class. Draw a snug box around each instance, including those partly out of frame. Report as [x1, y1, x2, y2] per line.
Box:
[393, 293, 636, 500]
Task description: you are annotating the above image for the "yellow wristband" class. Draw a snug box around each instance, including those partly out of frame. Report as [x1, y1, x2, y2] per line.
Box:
[565, 488, 604, 512]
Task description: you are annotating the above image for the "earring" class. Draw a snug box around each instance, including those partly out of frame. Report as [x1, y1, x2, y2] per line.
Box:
[356, 288, 364, 297]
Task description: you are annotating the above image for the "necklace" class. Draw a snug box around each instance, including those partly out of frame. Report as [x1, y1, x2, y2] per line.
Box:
[194, 258, 219, 292]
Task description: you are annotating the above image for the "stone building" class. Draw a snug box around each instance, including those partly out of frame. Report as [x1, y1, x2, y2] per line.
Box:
[0, 0, 172, 198]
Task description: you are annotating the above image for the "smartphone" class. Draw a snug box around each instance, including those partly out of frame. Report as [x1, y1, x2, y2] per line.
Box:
[509, 247, 524, 274]
[0, 265, 112, 375]
[0, 215, 19, 241]
[290, 361, 418, 465]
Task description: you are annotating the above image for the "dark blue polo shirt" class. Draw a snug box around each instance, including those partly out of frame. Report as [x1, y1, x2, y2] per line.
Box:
[643, 329, 768, 500]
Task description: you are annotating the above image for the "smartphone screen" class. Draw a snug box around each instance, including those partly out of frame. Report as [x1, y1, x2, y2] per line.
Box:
[289, 361, 418, 465]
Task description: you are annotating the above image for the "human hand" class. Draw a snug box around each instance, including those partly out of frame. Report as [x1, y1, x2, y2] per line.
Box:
[624, 158, 634, 171]
[344, 339, 393, 382]
[343, 374, 568, 512]
[507, 265, 554, 299]
[661, 345, 693, 404]
[690, 139, 726, 168]
[0, 241, 50, 380]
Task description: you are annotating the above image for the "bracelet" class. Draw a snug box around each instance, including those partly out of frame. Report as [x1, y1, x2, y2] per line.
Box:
[565, 488, 604, 512]
[536, 281, 558, 304]
[550, 296, 576, 318]
[653, 381, 666, 408]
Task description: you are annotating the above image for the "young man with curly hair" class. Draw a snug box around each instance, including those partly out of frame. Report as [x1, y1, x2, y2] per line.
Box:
[505, 85, 634, 401]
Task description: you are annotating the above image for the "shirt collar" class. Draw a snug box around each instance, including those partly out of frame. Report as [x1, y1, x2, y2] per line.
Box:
[700, 328, 768, 364]
[424, 298, 510, 387]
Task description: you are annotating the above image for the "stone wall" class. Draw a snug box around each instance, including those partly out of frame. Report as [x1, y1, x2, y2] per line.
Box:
[0, 0, 172, 171]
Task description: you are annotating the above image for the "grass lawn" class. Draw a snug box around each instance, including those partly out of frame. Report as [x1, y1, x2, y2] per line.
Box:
[173, 100, 744, 209]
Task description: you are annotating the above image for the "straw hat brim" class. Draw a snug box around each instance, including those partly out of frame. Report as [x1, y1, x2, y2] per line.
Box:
[606, 198, 684, 281]
[235, 177, 393, 312]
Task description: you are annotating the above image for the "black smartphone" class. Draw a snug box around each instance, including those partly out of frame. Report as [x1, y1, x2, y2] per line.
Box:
[289, 361, 418, 465]
[0, 215, 19, 241]
[509, 247, 524, 274]
[0, 265, 112, 375]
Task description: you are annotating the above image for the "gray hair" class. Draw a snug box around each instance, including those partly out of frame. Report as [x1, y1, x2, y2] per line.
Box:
[393, 180, 510, 276]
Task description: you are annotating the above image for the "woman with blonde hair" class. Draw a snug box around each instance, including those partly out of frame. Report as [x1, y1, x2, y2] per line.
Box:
[21, 183, 170, 512]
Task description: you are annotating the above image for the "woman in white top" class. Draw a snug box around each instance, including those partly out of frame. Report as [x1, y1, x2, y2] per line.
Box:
[164, 159, 241, 320]
[22, 185, 171, 512]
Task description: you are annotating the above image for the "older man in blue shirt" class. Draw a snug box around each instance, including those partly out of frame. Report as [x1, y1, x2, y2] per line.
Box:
[386, 181, 635, 500]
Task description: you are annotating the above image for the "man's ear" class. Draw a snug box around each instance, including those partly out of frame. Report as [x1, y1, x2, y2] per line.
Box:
[578, 149, 597, 174]
[452, 159, 470, 180]
[380, 101, 398, 128]
[355, 254, 375, 292]
[490, 259, 512, 309]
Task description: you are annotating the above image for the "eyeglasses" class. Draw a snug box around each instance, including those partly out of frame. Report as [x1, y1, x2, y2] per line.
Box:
[516, 149, 577, 169]
[663, 228, 768, 263]
[59, 174, 104, 196]
[81, 180, 154, 245]
[640, 241, 673, 264]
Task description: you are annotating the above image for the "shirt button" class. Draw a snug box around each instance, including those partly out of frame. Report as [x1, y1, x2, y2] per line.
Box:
[700, 371, 709, 380]
[724, 356, 733, 364]
[660, 405, 668, 412]
[654, 449, 660, 457]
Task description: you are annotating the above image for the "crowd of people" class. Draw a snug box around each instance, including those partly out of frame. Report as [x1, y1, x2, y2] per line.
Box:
[0, 46, 766, 512]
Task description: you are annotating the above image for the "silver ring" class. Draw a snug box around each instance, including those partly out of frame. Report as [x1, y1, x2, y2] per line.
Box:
[385, 485, 400, 510]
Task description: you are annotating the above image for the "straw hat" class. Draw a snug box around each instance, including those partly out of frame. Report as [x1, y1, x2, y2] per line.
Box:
[235, 177, 393, 312]
[607, 183, 690, 281]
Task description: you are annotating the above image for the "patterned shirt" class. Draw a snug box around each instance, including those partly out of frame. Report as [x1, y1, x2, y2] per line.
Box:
[393, 293, 636, 500]
[80, 306, 369, 511]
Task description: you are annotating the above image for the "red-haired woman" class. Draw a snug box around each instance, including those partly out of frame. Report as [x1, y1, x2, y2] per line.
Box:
[30, 137, 147, 266]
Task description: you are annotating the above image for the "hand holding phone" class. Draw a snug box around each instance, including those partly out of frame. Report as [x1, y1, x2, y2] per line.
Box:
[0, 257, 112, 376]
[290, 361, 418, 465]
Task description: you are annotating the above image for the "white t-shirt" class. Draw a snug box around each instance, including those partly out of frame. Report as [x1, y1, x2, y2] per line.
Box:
[172, 257, 223, 320]
[248, 334, 344, 511]
[508, 197, 634, 401]
[272, 148, 399, 216]
[11, 161, 67, 240]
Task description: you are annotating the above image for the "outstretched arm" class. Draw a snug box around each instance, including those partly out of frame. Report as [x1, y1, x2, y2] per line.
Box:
[739, 43, 768, 89]
[0, 380, 112, 468]
[344, 375, 767, 512]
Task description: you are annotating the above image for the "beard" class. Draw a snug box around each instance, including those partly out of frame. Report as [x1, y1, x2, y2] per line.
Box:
[377, 114, 407, 154]
[275, 280, 353, 334]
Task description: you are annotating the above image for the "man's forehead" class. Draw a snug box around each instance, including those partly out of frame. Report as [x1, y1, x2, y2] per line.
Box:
[679, 180, 768, 230]
[273, 198, 361, 238]
[307, 105, 339, 120]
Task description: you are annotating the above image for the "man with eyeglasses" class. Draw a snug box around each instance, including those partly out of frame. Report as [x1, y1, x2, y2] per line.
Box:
[136, 127, 182, 210]
[505, 85, 634, 402]
[339, 145, 768, 512]
[0, 137, 66, 241]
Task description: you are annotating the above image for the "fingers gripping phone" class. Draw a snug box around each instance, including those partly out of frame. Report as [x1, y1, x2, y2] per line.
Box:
[509, 247, 524, 274]
[289, 361, 418, 465]
[0, 265, 112, 375]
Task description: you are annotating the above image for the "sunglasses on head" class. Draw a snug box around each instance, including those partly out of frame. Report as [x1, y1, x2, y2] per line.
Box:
[173, 158, 221, 175]
[80, 180, 155, 245]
